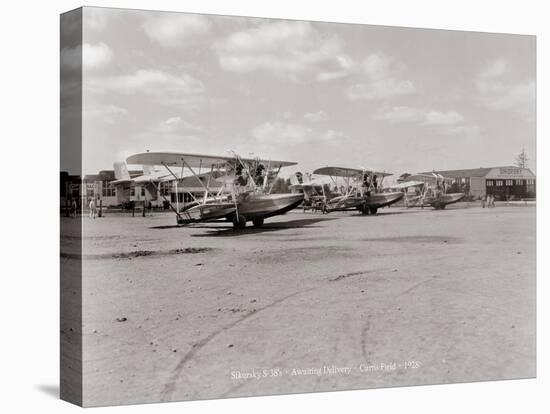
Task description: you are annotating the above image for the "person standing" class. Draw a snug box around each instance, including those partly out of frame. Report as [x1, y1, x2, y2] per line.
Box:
[71, 199, 77, 218]
[89, 198, 96, 219]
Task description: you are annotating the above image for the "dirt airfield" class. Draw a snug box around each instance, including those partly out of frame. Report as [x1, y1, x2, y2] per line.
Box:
[62, 203, 536, 406]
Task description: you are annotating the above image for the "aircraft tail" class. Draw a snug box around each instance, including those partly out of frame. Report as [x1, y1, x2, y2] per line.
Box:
[114, 161, 131, 181]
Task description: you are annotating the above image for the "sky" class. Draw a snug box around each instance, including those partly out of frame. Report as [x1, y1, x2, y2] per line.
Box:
[62, 7, 536, 179]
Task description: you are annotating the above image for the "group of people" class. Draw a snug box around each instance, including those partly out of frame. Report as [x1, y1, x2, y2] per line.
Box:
[482, 194, 496, 208]
[65, 198, 99, 218]
[233, 162, 267, 188]
[362, 174, 379, 193]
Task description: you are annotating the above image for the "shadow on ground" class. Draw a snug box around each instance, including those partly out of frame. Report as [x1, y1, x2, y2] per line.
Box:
[190, 217, 337, 237]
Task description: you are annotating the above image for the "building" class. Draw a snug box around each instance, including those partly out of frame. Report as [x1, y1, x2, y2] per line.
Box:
[61, 169, 226, 209]
[420, 166, 536, 200]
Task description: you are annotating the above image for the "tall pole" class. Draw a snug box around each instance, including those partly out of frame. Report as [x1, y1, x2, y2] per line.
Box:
[175, 180, 179, 214]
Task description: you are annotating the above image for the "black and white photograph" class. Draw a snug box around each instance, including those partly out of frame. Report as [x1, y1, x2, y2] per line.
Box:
[58, 5, 538, 408]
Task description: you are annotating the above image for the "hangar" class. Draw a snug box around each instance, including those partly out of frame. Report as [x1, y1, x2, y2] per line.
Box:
[422, 166, 536, 200]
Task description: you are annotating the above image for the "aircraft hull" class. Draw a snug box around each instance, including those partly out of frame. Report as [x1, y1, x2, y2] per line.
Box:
[178, 203, 236, 224]
[177, 193, 303, 225]
[235, 193, 305, 220]
[364, 191, 404, 208]
[405, 192, 465, 209]
[326, 196, 366, 212]
[424, 193, 465, 209]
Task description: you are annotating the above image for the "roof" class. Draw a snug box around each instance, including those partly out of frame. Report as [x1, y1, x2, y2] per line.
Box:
[418, 166, 518, 178]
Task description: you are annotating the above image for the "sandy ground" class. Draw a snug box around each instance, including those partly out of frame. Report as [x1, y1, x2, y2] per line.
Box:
[61, 203, 536, 406]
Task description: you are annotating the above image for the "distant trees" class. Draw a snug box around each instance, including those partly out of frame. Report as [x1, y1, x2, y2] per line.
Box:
[515, 147, 529, 168]
[270, 177, 291, 193]
[397, 173, 411, 183]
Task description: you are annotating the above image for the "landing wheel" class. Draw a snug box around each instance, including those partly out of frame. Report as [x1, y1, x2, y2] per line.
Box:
[360, 204, 369, 215]
[232, 214, 247, 229]
[252, 217, 264, 227]
[369, 207, 378, 215]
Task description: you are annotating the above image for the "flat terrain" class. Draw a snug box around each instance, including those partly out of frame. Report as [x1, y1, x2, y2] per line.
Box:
[61, 203, 536, 406]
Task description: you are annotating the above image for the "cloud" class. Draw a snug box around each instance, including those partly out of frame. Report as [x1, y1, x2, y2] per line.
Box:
[253, 122, 312, 144]
[142, 13, 211, 47]
[374, 106, 464, 126]
[322, 129, 346, 141]
[61, 42, 113, 71]
[215, 22, 415, 98]
[346, 54, 416, 100]
[374, 106, 477, 137]
[476, 59, 535, 114]
[84, 7, 110, 31]
[160, 116, 203, 133]
[86, 69, 204, 107]
[444, 124, 481, 137]
[304, 110, 328, 122]
[252, 121, 343, 145]
[423, 111, 464, 126]
[316, 55, 356, 81]
[83, 105, 128, 125]
[214, 20, 343, 80]
[83, 43, 113, 69]
[373, 106, 424, 124]
[316, 71, 349, 82]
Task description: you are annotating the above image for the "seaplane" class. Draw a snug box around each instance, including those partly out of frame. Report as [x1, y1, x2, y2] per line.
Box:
[291, 166, 404, 214]
[125, 152, 304, 229]
[110, 161, 224, 208]
[289, 172, 335, 212]
[394, 172, 465, 209]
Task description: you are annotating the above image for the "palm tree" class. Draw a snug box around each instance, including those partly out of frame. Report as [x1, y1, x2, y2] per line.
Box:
[515, 147, 529, 168]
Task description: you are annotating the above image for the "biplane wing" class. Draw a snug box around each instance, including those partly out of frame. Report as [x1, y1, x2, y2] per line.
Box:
[155, 170, 224, 183]
[406, 172, 448, 180]
[387, 180, 425, 190]
[313, 166, 392, 177]
[127, 152, 297, 169]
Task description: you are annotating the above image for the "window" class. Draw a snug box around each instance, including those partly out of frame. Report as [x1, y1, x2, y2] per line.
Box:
[496, 180, 503, 186]
[102, 181, 116, 197]
[141, 187, 145, 197]
[486, 180, 493, 187]
[506, 179, 513, 186]
[184, 192, 194, 203]
[159, 182, 170, 196]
